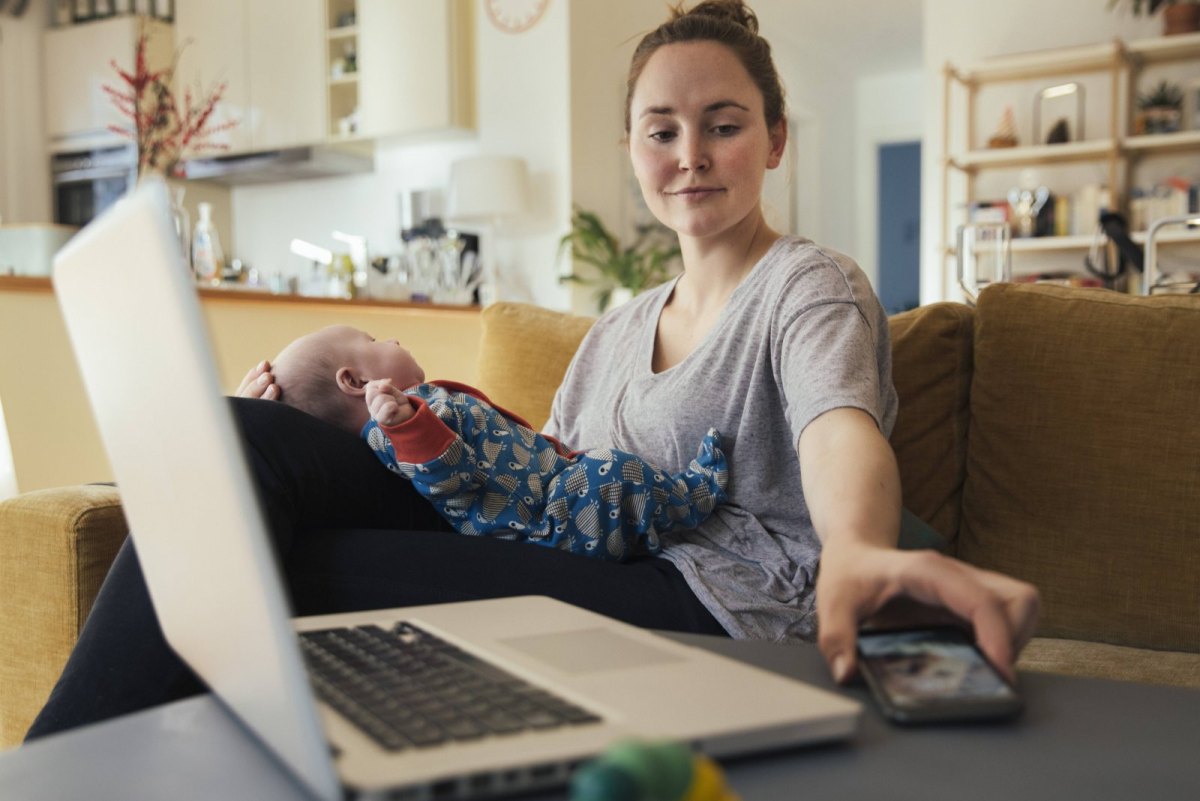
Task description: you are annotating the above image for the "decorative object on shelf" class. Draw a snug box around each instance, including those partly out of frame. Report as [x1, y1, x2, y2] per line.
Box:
[5, 0, 31, 18]
[1106, 0, 1200, 36]
[332, 42, 357, 78]
[558, 207, 681, 313]
[1008, 171, 1052, 238]
[1136, 79, 1184, 133]
[1034, 82, 1084, 144]
[956, 221, 1012, 304]
[987, 106, 1019, 148]
[104, 31, 239, 177]
[485, 0, 549, 33]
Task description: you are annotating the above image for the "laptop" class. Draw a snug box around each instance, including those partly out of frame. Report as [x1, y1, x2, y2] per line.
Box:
[52, 178, 860, 800]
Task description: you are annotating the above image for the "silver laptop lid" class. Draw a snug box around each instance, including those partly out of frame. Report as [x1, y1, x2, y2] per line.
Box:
[53, 178, 340, 801]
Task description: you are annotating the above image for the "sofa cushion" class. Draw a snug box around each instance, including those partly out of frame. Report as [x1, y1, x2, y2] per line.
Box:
[887, 302, 975, 546]
[959, 283, 1200, 653]
[476, 302, 596, 430]
[1019, 637, 1200, 689]
[0, 484, 127, 748]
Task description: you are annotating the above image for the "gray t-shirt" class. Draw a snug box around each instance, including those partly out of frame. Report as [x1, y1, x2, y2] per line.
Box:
[545, 236, 897, 642]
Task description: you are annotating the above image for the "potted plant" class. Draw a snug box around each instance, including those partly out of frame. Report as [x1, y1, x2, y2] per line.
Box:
[558, 207, 681, 312]
[1137, 79, 1185, 133]
[1107, 0, 1200, 36]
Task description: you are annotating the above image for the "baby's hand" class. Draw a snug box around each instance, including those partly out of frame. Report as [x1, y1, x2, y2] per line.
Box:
[365, 379, 415, 426]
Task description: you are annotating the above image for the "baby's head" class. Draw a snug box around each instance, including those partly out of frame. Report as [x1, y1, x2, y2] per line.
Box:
[271, 325, 425, 433]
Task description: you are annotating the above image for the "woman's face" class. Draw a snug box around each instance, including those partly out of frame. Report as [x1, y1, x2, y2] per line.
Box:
[628, 41, 786, 244]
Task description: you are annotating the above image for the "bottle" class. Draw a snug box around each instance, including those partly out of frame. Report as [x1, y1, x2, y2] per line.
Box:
[191, 202, 225, 286]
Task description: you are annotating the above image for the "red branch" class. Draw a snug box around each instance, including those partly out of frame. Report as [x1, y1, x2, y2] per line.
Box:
[103, 31, 238, 176]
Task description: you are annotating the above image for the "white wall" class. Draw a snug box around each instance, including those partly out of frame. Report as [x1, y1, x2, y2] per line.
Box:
[921, 0, 1163, 303]
[855, 70, 925, 288]
[0, 0, 51, 224]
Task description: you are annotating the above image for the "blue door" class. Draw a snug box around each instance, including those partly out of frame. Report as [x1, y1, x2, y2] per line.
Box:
[877, 142, 921, 314]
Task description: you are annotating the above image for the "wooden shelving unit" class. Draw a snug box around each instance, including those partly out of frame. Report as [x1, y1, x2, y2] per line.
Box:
[942, 31, 1200, 287]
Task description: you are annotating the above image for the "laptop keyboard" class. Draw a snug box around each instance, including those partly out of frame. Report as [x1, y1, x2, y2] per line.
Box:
[298, 623, 603, 751]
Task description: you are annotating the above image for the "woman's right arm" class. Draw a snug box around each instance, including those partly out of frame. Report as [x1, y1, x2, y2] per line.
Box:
[236, 359, 280, 400]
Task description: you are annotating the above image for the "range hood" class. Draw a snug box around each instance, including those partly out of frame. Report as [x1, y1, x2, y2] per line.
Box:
[179, 144, 374, 186]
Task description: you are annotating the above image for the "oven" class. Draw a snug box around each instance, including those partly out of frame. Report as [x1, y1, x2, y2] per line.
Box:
[51, 145, 139, 228]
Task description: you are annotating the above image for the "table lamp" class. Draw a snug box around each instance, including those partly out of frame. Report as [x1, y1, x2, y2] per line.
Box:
[446, 155, 531, 305]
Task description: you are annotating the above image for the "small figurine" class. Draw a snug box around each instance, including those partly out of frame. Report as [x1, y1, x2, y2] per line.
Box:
[570, 739, 741, 801]
[1046, 117, 1070, 144]
[1007, 170, 1051, 239]
[988, 105, 1019, 148]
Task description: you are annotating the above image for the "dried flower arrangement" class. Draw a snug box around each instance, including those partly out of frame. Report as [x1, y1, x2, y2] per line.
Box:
[104, 31, 237, 177]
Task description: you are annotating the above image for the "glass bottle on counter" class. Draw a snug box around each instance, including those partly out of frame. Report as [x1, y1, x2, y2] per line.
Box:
[191, 202, 224, 286]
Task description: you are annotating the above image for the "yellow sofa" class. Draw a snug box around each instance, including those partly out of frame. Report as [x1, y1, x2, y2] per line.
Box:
[2, 285, 1198, 749]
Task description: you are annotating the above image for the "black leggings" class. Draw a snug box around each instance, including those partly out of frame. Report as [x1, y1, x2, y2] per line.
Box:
[25, 399, 726, 740]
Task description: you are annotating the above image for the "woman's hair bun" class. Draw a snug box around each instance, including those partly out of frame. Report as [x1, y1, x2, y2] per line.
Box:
[674, 0, 759, 35]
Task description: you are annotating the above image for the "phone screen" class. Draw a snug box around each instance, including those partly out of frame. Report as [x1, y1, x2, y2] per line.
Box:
[857, 627, 1021, 723]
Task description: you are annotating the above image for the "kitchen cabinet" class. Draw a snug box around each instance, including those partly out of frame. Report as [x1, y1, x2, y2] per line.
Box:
[941, 32, 1200, 286]
[327, 0, 475, 142]
[174, 0, 326, 155]
[42, 16, 174, 151]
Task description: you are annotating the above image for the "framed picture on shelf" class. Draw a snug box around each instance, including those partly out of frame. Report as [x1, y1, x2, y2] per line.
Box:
[1034, 82, 1084, 145]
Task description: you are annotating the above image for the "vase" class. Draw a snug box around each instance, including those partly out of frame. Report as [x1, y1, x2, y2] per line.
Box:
[169, 184, 191, 269]
[1164, 4, 1200, 36]
[134, 171, 190, 266]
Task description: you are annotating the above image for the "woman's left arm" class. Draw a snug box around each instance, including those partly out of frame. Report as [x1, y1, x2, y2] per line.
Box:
[799, 407, 1040, 685]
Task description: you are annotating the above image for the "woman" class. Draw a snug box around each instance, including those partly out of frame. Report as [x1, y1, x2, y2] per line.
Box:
[27, 0, 1037, 739]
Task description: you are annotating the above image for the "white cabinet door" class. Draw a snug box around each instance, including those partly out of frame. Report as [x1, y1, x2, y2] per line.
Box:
[358, 0, 474, 139]
[42, 17, 174, 149]
[174, 0, 252, 154]
[246, 0, 325, 151]
[176, 0, 323, 153]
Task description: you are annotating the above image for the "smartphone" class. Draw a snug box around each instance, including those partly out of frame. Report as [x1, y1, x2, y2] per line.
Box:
[856, 626, 1023, 724]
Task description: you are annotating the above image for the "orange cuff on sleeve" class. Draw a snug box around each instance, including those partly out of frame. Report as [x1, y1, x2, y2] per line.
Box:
[379, 395, 458, 463]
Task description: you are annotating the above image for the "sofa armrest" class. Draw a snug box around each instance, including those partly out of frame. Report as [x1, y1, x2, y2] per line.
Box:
[0, 485, 126, 749]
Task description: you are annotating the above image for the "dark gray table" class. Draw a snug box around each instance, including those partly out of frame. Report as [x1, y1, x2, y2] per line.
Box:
[3, 634, 1197, 800]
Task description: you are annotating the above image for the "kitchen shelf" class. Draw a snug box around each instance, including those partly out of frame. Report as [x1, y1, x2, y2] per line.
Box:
[1125, 30, 1200, 64]
[327, 25, 357, 40]
[944, 228, 1200, 257]
[1123, 130, 1200, 155]
[957, 41, 1120, 83]
[329, 74, 359, 86]
[951, 139, 1116, 171]
[942, 33, 1200, 290]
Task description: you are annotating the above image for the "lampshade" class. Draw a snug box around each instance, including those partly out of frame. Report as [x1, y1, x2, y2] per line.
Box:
[446, 156, 530, 221]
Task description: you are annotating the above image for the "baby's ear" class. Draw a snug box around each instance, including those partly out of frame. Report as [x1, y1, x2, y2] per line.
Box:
[335, 367, 367, 397]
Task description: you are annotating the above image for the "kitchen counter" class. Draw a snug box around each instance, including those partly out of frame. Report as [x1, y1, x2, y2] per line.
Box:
[0, 276, 484, 493]
[0, 275, 483, 313]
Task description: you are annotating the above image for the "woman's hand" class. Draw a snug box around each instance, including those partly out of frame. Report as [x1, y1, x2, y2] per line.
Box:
[365, 379, 415, 427]
[235, 360, 280, 401]
[816, 540, 1040, 685]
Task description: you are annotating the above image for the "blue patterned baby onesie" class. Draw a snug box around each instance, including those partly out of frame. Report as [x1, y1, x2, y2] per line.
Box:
[362, 381, 727, 561]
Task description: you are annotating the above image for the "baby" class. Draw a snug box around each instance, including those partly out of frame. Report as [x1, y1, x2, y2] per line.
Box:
[270, 325, 728, 561]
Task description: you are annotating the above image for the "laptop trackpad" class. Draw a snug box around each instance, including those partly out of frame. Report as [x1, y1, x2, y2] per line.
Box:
[500, 627, 685, 674]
